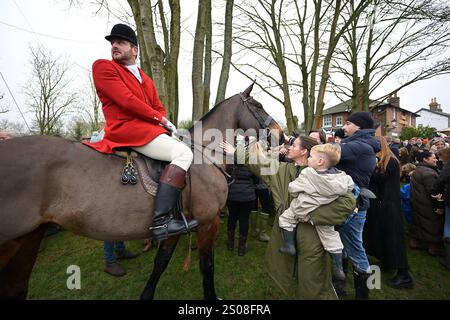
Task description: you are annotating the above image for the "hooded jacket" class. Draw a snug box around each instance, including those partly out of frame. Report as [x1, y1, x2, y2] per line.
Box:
[284, 167, 354, 222]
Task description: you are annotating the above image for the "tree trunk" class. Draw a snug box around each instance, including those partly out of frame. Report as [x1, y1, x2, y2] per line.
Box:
[128, 0, 168, 109]
[192, 0, 209, 121]
[215, 0, 234, 105]
[160, 0, 181, 124]
[269, 0, 295, 133]
[202, 0, 212, 115]
[313, 0, 341, 130]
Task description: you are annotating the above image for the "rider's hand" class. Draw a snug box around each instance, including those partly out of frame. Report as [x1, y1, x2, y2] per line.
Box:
[161, 117, 178, 135]
[219, 140, 236, 155]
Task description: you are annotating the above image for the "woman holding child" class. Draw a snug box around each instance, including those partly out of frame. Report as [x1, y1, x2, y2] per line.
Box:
[221, 135, 356, 299]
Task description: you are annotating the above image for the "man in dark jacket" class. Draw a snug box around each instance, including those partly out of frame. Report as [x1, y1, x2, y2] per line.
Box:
[334, 111, 381, 299]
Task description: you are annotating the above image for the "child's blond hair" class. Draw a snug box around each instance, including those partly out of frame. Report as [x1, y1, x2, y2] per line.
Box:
[311, 143, 341, 167]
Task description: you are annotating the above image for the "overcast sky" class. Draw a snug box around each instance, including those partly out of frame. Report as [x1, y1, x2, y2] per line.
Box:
[1, 0, 449, 132]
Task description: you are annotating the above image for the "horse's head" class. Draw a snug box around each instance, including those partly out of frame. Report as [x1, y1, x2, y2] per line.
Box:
[236, 82, 284, 147]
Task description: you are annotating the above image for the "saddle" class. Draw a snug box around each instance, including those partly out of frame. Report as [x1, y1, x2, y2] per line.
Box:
[114, 148, 169, 196]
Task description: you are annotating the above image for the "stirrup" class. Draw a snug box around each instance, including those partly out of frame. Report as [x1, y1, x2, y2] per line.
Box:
[149, 215, 198, 242]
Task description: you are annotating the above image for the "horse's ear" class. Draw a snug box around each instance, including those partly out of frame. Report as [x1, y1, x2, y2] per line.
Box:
[243, 80, 256, 97]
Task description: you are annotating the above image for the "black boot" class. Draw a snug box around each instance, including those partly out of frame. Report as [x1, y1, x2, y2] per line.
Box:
[387, 269, 414, 289]
[238, 235, 248, 256]
[333, 257, 348, 297]
[227, 229, 235, 251]
[353, 270, 370, 300]
[150, 164, 199, 241]
[342, 257, 349, 274]
[440, 238, 450, 269]
[330, 252, 346, 281]
[279, 229, 296, 256]
[104, 262, 126, 277]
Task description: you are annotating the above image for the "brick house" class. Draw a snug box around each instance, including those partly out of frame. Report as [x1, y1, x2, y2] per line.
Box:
[322, 93, 418, 137]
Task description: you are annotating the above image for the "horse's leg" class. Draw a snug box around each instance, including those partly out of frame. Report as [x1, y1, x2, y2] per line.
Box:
[140, 235, 180, 300]
[197, 213, 221, 300]
[0, 225, 47, 299]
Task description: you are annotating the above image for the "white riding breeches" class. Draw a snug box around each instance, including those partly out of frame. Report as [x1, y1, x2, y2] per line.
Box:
[132, 134, 193, 171]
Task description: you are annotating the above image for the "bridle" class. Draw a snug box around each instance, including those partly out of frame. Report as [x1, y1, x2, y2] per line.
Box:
[238, 93, 274, 143]
[176, 93, 275, 183]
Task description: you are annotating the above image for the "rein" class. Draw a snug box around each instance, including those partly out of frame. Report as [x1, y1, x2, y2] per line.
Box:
[175, 133, 233, 183]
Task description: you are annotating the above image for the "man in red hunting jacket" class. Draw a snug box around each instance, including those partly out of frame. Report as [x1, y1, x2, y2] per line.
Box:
[84, 24, 198, 241]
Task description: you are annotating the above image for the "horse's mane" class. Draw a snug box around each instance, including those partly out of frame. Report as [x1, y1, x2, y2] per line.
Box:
[188, 95, 235, 133]
[187, 94, 264, 134]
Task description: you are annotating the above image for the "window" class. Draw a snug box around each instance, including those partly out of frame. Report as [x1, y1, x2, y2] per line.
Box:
[323, 115, 332, 127]
[336, 116, 343, 127]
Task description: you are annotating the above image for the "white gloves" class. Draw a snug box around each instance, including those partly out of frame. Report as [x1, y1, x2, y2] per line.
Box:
[162, 117, 178, 136]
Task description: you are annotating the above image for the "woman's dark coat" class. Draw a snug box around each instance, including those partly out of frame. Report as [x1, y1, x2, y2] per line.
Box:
[364, 158, 408, 269]
[227, 165, 257, 202]
[410, 163, 444, 243]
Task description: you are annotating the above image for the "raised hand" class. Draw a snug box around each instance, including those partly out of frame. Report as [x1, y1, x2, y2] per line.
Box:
[219, 140, 236, 155]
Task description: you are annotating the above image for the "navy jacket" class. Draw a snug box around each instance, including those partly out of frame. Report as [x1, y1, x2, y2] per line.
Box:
[336, 129, 381, 189]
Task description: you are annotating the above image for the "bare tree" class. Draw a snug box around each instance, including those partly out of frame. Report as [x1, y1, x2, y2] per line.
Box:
[233, 0, 371, 132]
[158, 0, 181, 124]
[24, 45, 76, 136]
[215, 0, 234, 105]
[192, 0, 212, 121]
[233, 0, 298, 132]
[331, 0, 450, 112]
[80, 71, 104, 133]
[0, 119, 26, 136]
[202, 0, 212, 116]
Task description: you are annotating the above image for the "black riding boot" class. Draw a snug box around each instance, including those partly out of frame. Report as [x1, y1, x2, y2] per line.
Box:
[237, 235, 248, 256]
[150, 164, 199, 241]
[279, 229, 296, 256]
[353, 270, 370, 300]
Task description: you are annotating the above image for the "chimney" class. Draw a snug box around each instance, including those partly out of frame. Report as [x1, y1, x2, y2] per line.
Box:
[387, 92, 400, 108]
[429, 97, 441, 112]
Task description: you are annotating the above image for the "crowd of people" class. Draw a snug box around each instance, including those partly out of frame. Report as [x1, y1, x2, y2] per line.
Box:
[220, 112, 450, 300]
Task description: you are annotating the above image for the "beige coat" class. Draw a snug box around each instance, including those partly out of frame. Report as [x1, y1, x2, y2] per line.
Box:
[283, 167, 354, 224]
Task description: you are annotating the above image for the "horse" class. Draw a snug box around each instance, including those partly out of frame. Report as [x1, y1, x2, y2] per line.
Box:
[0, 83, 283, 300]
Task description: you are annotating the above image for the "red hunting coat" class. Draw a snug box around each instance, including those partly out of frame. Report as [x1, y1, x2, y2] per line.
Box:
[83, 59, 168, 154]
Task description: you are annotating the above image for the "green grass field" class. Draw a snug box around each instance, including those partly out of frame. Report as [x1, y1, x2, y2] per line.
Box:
[28, 218, 450, 300]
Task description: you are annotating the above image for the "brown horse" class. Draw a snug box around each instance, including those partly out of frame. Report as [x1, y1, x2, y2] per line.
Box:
[0, 83, 283, 300]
